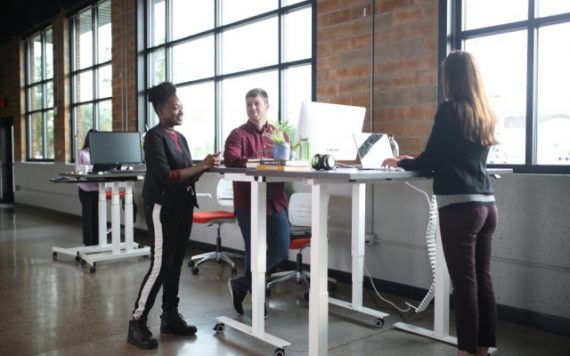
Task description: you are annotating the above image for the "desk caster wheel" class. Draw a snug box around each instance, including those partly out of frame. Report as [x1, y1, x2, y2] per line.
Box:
[188, 260, 195, 268]
[191, 266, 199, 275]
[75, 255, 81, 262]
[213, 323, 225, 334]
[90, 264, 96, 273]
[274, 348, 285, 356]
[52, 252, 57, 260]
[231, 267, 237, 275]
[80, 259, 86, 266]
[374, 318, 384, 328]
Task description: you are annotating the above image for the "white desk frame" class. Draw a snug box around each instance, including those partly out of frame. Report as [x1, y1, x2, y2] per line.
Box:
[51, 173, 150, 272]
[214, 167, 508, 355]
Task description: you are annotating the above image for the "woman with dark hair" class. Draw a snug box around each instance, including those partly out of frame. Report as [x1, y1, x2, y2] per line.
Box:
[76, 129, 99, 246]
[384, 50, 499, 356]
[128, 82, 220, 349]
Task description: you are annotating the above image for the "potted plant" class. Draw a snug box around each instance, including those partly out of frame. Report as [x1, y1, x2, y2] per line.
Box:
[268, 120, 297, 160]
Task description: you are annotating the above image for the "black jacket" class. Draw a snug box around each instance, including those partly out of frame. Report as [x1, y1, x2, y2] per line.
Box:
[142, 125, 198, 208]
[399, 101, 494, 196]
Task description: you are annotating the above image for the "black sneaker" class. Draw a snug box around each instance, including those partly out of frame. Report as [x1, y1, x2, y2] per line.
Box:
[228, 278, 246, 314]
[127, 318, 158, 349]
[160, 309, 197, 336]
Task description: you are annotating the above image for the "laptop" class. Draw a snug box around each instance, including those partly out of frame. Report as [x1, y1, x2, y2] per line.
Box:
[353, 132, 394, 170]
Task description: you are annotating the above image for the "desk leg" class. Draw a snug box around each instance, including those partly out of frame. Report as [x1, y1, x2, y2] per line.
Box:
[111, 182, 121, 254]
[251, 180, 266, 335]
[98, 183, 107, 246]
[124, 182, 134, 251]
[351, 183, 365, 307]
[309, 184, 329, 356]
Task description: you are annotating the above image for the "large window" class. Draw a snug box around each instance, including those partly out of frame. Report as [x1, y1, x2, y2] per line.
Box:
[451, 1, 570, 173]
[70, 0, 112, 155]
[141, 0, 314, 160]
[24, 27, 54, 161]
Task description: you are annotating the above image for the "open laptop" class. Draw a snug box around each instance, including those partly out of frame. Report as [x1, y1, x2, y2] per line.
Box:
[353, 132, 394, 170]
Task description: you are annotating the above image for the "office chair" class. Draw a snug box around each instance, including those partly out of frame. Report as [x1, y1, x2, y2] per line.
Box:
[266, 193, 336, 299]
[188, 178, 242, 275]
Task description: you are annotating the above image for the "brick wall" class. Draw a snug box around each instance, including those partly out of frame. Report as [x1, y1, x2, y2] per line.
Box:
[317, 0, 439, 155]
[0, 38, 24, 159]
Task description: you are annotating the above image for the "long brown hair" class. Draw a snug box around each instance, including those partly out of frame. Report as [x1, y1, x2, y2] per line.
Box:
[442, 50, 499, 146]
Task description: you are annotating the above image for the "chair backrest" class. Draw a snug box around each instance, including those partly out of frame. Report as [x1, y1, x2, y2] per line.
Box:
[216, 178, 234, 209]
[289, 193, 312, 227]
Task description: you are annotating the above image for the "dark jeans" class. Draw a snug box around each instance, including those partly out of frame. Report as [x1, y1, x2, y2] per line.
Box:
[132, 202, 193, 319]
[234, 209, 290, 292]
[78, 188, 99, 246]
[439, 203, 498, 354]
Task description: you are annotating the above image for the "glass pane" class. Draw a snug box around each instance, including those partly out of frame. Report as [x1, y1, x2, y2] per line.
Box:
[176, 82, 216, 159]
[221, 71, 278, 147]
[46, 81, 54, 108]
[98, 64, 112, 98]
[98, 100, 113, 131]
[283, 65, 311, 130]
[465, 31, 527, 164]
[172, 0, 214, 40]
[30, 112, 44, 159]
[46, 110, 55, 159]
[97, 0, 112, 63]
[536, 0, 570, 17]
[283, 0, 304, 5]
[149, 0, 166, 46]
[221, 0, 278, 25]
[283, 7, 312, 62]
[149, 49, 166, 86]
[29, 84, 43, 111]
[29, 34, 42, 83]
[536, 23, 570, 165]
[76, 103, 94, 138]
[45, 29, 54, 79]
[173, 36, 214, 82]
[77, 71, 94, 102]
[463, 0, 527, 30]
[75, 10, 93, 69]
[221, 18, 278, 74]
[76, 109, 94, 153]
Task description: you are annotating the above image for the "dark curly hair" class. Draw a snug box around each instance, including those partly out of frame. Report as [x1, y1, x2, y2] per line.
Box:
[147, 82, 177, 114]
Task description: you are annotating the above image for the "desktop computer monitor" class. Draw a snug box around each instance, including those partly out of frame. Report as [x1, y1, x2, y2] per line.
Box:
[296, 101, 366, 161]
[89, 131, 143, 171]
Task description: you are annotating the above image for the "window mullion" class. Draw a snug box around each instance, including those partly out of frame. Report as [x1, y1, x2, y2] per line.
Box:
[93, 6, 99, 129]
[526, 0, 537, 166]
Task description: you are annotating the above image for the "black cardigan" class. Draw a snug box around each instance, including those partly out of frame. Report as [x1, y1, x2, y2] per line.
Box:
[142, 125, 198, 208]
[399, 101, 494, 196]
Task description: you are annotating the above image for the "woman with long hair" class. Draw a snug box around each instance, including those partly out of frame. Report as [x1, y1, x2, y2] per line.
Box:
[384, 50, 499, 356]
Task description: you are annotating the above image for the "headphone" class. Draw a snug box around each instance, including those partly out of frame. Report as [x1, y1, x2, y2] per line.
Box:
[312, 154, 336, 171]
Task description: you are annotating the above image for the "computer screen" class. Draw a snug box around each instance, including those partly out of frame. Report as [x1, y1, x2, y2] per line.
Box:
[89, 131, 143, 168]
[295, 101, 366, 160]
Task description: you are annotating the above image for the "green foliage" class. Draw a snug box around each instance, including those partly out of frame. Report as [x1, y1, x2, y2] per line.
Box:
[269, 120, 297, 146]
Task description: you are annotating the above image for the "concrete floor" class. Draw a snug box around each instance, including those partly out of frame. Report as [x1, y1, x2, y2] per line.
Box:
[1, 204, 569, 356]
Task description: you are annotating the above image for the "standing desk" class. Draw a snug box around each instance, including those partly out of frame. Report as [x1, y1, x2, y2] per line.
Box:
[51, 172, 150, 272]
[213, 167, 508, 355]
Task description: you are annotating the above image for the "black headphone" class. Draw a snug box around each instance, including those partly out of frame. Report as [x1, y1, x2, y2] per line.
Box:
[312, 154, 336, 171]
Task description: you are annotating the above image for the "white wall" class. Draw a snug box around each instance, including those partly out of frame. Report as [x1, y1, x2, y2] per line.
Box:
[14, 163, 570, 319]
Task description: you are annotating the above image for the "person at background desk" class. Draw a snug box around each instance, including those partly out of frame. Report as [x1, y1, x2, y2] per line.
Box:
[128, 82, 220, 349]
[76, 129, 98, 246]
[224, 88, 290, 317]
[383, 50, 499, 356]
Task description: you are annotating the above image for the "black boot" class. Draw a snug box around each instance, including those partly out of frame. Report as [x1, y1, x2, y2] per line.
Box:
[160, 308, 197, 336]
[127, 317, 158, 349]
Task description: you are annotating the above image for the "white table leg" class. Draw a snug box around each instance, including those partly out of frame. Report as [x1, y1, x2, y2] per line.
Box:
[251, 180, 266, 335]
[309, 183, 329, 356]
[351, 183, 365, 307]
[98, 182, 107, 246]
[124, 182, 134, 251]
[111, 182, 121, 254]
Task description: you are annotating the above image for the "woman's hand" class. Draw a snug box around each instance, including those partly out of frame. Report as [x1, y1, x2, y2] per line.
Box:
[202, 152, 221, 169]
[382, 155, 413, 168]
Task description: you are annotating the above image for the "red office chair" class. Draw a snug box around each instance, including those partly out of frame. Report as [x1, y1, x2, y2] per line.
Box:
[266, 193, 336, 299]
[188, 179, 242, 275]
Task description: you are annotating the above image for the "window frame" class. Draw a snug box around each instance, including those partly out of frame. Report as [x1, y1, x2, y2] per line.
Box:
[69, 0, 113, 160]
[24, 26, 54, 162]
[137, 0, 316, 158]
[445, 0, 570, 174]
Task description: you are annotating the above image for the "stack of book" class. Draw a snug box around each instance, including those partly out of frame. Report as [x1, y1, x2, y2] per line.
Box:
[247, 158, 312, 172]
